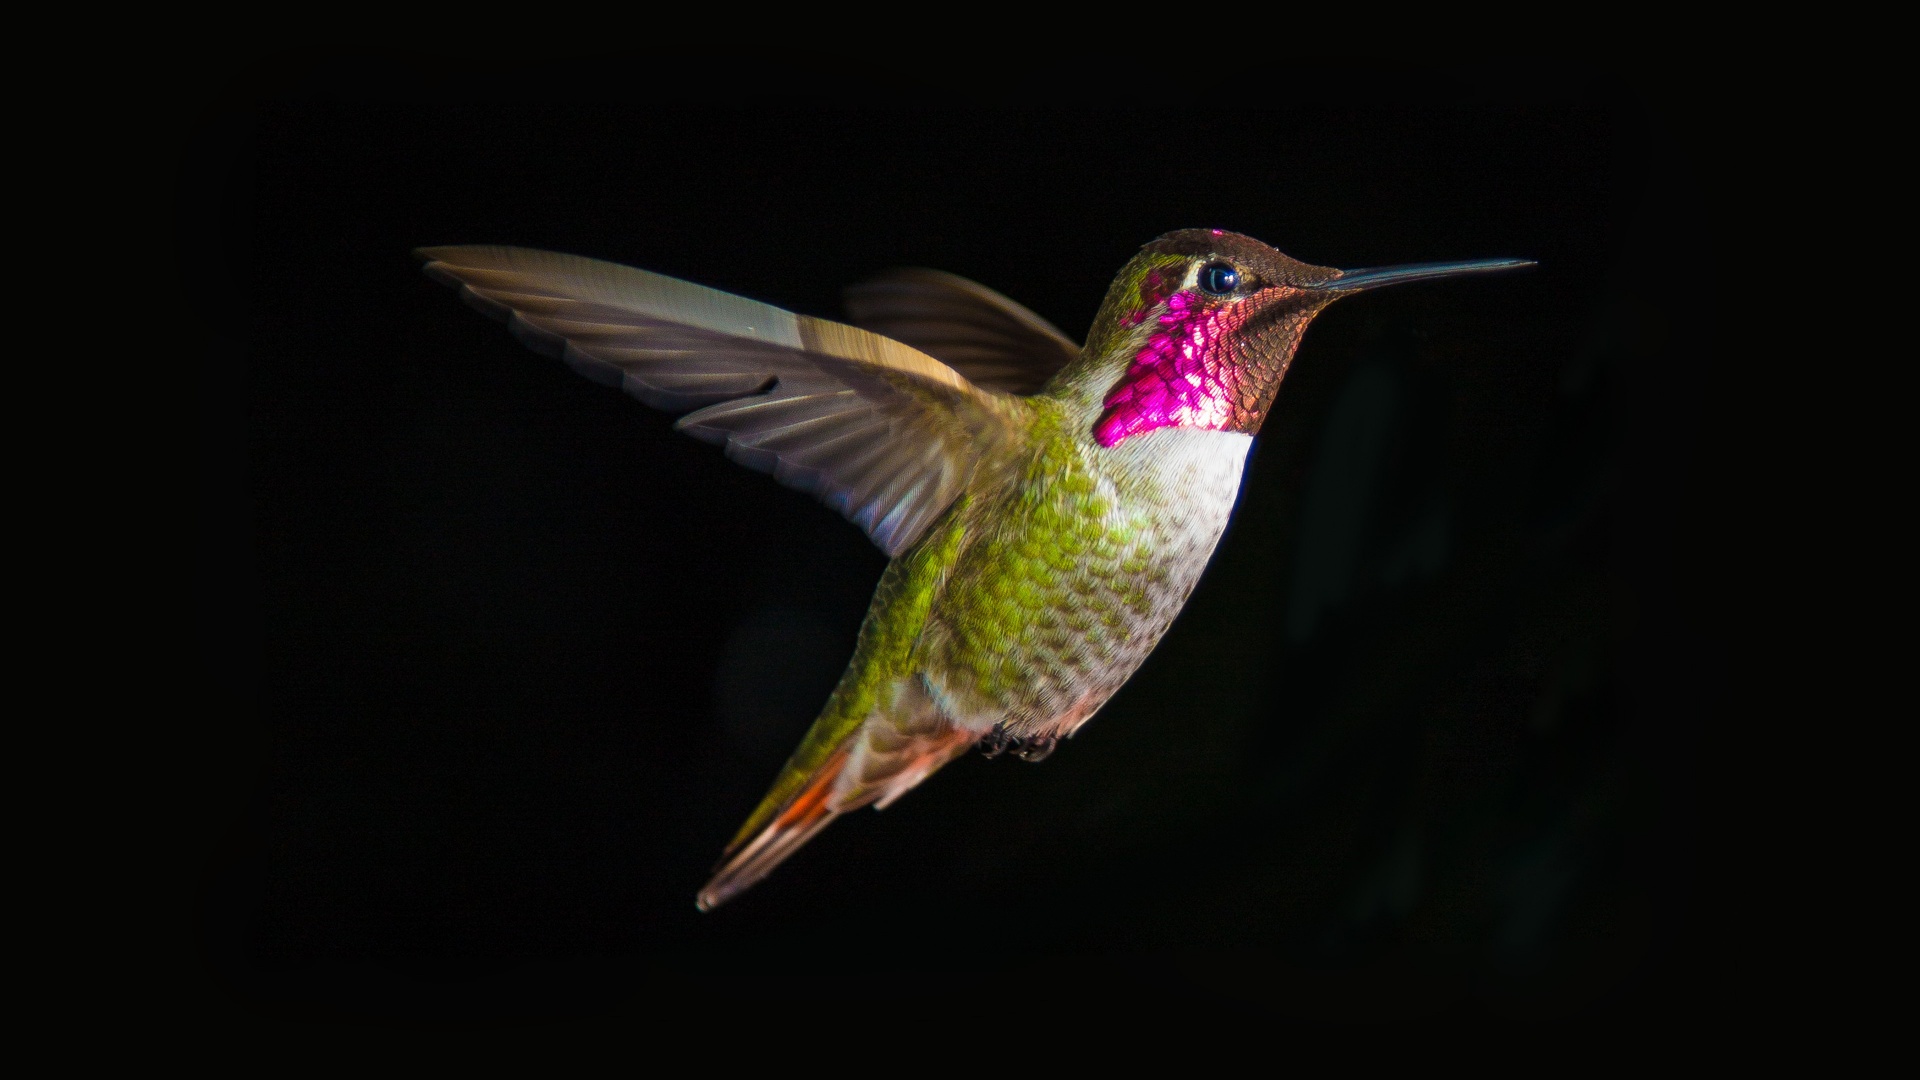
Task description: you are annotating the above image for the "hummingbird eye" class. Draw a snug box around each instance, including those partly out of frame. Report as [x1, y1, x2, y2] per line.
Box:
[1197, 261, 1241, 296]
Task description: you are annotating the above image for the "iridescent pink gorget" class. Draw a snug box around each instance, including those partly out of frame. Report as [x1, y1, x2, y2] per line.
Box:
[1094, 285, 1264, 448]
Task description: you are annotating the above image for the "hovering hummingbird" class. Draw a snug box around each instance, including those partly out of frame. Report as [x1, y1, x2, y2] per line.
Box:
[418, 229, 1529, 910]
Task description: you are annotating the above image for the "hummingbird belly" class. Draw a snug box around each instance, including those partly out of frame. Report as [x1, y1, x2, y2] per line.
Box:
[921, 426, 1253, 741]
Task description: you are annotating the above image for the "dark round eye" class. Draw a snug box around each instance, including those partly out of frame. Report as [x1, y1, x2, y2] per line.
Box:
[1198, 261, 1241, 296]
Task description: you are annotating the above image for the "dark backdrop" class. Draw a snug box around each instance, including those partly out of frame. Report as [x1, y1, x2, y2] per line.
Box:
[187, 67, 1712, 1024]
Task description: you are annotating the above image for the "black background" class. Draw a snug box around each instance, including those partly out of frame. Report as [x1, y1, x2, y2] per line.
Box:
[186, 65, 1715, 1025]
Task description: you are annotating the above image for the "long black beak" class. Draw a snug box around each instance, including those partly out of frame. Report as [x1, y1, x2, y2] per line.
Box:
[1309, 258, 1535, 292]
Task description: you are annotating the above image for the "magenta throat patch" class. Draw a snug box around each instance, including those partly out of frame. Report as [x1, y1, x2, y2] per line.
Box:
[1094, 288, 1253, 447]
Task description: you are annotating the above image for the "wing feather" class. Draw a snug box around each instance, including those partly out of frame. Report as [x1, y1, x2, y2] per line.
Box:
[842, 268, 1081, 395]
[779, 419, 892, 467]
[420, 246, 1028, 556]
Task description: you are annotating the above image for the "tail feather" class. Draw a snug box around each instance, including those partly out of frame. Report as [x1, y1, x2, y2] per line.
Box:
[698, 672, 990, 910]
[697, 746, 851, 912]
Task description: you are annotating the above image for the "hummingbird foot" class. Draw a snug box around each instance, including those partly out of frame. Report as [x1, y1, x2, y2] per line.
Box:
[1015, 735, 1058, 763]
[977, 728, 1058, 763]
[978, 729, 1010, 759]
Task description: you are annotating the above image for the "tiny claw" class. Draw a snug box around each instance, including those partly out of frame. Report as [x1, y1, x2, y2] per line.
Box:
[978, 730, 1008, 759]
[1016, 736, 1057, 763]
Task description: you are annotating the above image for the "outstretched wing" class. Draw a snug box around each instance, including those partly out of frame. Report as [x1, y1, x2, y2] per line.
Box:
[842, 268, 1080, 396]
[419, 246, 1027, 557]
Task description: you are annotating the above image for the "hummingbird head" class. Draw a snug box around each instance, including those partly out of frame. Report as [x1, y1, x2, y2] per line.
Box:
[1071, 229, 1530, 447]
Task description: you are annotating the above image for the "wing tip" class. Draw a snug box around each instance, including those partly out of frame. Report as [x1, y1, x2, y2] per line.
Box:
[414, 244, 484, 271]
[672, 417, 730, 446]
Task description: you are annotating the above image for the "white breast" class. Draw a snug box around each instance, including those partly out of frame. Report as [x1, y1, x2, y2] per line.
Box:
[1102, 427, 1253, 554]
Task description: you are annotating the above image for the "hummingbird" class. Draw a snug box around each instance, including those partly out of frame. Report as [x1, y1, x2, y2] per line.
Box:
[417, 229, 1530, 910]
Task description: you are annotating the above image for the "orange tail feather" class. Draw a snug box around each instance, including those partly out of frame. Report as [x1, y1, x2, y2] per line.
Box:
[696, 746, 851, 911]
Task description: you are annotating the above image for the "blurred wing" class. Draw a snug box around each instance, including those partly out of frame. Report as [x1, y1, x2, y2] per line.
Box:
[843, 268, 1080, 396]
[419, 246, 1026, 557]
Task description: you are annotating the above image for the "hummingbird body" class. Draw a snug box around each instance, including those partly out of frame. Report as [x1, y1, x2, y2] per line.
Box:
[705, 408, 1255, 906]
[418, 229, 1529, 909]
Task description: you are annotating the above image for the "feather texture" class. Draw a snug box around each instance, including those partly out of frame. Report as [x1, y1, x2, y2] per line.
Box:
[842, 268, 1080, 395]
[419, 246, 1028, 556]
